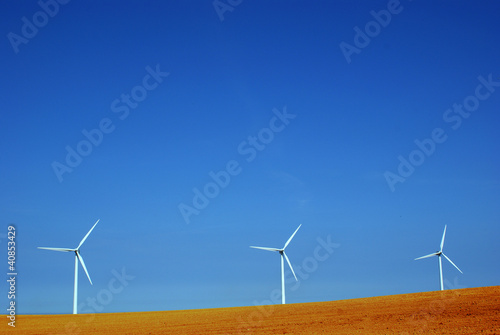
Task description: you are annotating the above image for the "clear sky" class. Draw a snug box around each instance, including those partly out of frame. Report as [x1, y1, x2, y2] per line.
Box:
[1, 0, 499, 314]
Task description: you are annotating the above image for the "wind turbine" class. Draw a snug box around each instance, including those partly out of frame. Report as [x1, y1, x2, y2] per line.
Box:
[414, 224, 462, 291]
[38, 219, 100, 314]
[250, 224, 301, 304]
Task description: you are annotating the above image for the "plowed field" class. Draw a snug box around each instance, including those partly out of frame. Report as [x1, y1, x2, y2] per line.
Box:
[6, 286, 499, 334]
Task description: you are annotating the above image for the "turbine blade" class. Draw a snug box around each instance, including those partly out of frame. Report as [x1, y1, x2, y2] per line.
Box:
[414, 252, 439, 260]
[283, 224, 302, 249]
[440, 225, 447, 252]
[442, 253, 463, 274]
[283, 252, 297, 281]
[250, 246, 280, 252]
[37, 247, 74, 252]
[76, 252, 93, 285]
[77, 219, 100, 250]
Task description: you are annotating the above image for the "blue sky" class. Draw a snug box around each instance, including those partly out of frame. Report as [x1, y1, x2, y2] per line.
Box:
[1, 0, 499, 314]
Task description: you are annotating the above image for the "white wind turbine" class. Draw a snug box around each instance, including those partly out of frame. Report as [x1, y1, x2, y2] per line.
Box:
[414, 225, 463, 291]
[38, 219, 100, 314]
[250, 224, 301, 304]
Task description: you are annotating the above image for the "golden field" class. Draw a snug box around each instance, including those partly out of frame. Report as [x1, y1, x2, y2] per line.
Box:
[5, 286, 499, 334]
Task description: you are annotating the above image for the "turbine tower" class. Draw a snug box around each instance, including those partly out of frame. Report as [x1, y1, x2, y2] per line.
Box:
[38, 219, 100, 314]
[415, 225, 462, 291]
[250, 224, 301, 304]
